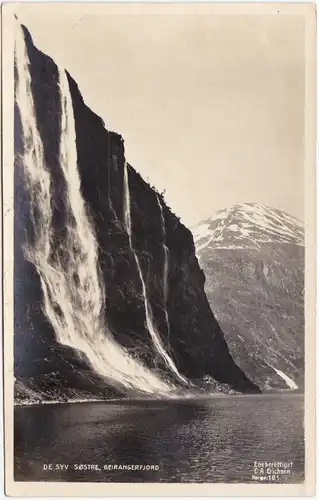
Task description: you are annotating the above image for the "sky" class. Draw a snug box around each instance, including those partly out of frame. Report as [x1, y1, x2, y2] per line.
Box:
[15, 4, 305, 227]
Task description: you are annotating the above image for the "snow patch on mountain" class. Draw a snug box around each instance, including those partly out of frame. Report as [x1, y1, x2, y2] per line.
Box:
[193, 203, 304, 253]
[267, 364, 299, 390]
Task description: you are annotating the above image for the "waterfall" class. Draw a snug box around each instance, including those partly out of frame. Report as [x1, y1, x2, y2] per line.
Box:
[15, 24, 171, 396]
[123, 164, 188, 385]
[156, 195, 171, 347]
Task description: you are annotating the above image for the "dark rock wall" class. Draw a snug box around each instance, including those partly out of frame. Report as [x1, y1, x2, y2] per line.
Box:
[14, 26, 260, 400]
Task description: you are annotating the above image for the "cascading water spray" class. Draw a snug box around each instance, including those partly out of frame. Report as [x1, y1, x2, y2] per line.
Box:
[15, 23, 171, 396]
[156, 194, 171, 347]
[123, 163, 188, 385]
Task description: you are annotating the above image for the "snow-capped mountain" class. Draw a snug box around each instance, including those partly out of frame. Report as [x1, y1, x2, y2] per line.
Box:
[193, 203, 304, 392]
[193, 203, 304, 252]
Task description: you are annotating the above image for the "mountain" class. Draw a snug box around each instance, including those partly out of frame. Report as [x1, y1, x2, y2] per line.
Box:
[14, 25, 260, 405]
[194, 203, 304, 251]
[194, 203, 304, 391]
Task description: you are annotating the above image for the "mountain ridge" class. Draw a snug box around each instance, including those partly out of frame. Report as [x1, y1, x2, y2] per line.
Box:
[193, 203, 304, 252]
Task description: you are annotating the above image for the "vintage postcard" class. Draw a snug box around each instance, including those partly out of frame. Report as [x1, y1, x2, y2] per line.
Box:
[2, 2, 316, 497]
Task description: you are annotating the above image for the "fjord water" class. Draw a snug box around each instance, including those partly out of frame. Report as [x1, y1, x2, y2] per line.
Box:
[15, 394, 304, 483]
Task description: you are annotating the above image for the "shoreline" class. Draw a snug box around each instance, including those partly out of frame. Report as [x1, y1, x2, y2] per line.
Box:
[14, 390, 303, 409]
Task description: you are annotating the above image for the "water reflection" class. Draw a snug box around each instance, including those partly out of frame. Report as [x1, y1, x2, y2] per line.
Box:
[15, 395, 304, 483]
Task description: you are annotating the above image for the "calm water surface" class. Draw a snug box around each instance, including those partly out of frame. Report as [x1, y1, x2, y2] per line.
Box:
[15, 394, 304, 483]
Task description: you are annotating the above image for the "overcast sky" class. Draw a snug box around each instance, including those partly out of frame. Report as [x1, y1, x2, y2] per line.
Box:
[15, 4, 305, 227]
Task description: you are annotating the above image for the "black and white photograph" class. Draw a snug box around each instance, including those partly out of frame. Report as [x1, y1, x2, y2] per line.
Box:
[2, 2, 316, 496]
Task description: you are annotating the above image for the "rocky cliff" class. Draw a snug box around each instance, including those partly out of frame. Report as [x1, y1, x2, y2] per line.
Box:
[14, 25, 260, 404]
[194, 203, 304, 391]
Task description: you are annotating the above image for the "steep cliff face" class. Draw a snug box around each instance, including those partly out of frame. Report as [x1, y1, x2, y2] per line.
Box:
[14, 26, 260, 403]
[194, 204, 304, 391]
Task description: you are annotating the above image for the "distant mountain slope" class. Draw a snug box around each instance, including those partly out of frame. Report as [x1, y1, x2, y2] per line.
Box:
[194, 203, 304, 391]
